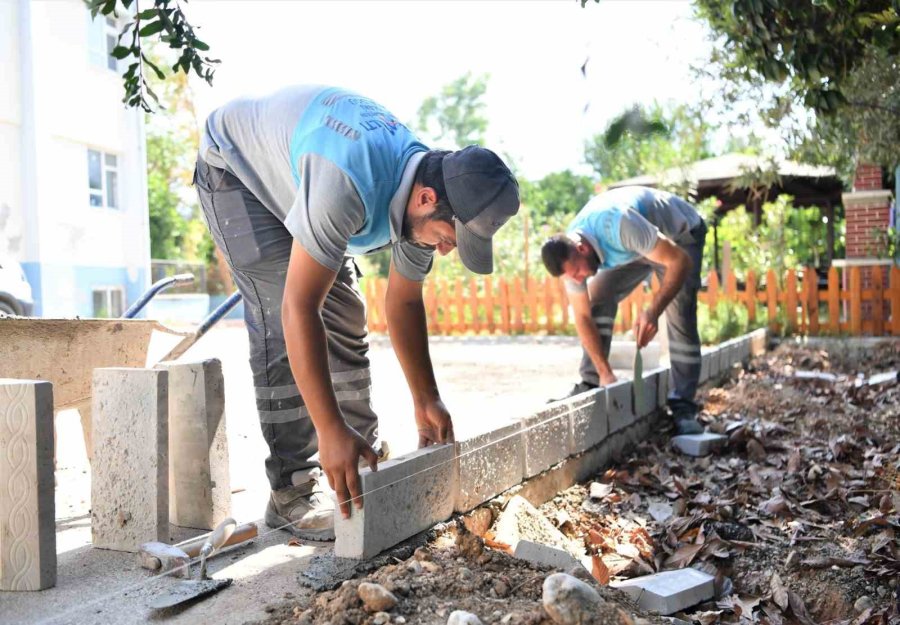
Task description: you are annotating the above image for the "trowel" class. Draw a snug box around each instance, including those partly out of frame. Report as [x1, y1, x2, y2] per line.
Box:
[633, 347, 643, 403]
[148, 517, 237, 610]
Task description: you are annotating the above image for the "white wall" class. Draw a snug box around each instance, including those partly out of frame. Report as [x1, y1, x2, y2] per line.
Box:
[0, 0, 25, 262]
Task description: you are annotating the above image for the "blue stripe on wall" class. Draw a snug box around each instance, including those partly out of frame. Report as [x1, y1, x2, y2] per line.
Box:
[21, 262, 148, 318]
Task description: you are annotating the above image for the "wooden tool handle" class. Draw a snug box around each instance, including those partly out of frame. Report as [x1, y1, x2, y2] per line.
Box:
[178, 522, 258, 558]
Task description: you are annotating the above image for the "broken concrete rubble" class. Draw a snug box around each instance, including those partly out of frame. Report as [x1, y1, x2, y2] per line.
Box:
[493, 495, 580, 557]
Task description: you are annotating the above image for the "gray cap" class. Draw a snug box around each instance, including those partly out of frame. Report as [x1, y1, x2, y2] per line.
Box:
[443, 146, 520, 274]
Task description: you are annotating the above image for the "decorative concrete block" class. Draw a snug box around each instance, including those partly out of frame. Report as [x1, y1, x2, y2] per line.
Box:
[455, 420, 524, 512]
[568, 389, 608, 456]
[605, 379, 634, 433]
[635, 368, 662, 417]
[671, 433, 727, 457]
[750, 328, 767, 356]
[0, 380, 55, 591]
[611, 568, 715, 615]
[92, 368, 168, 552]
[156, 359, 231, 530]
[335, 443, 455, 559]
[738, 337, 752, 363]
[708, 347, 722, 378]
[522, 404, 571, 479]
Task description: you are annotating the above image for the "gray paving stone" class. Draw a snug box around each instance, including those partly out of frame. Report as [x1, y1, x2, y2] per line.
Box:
[611, 568, 715, 615]
[335, 443, 455, 559]
[699, 352, 710, 383]
[454, 420, 524, 512]
[567, 389, 608, 455]
[91, 368, 168, 552]
[605, 379, 634, 433]
[671, 433, 727, 457]
[156, 359, 231, 530]
[522, 403, 572, 479]
[0, 380, 55, 591]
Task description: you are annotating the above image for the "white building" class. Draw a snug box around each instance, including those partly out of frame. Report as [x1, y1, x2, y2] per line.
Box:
[0, 0, 150, 317]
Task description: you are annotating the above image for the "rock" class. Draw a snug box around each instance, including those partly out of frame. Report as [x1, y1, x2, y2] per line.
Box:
[647, 501, 674, 523]
[395, 618, 407, 624]
[589, 482, 613, 500]
[457, 567, 474, 581]
[542, 573, 605, 624]
[357, 582, 398, 612]
[448, 610, 484, 625]
[421, 560, 441, 573]
[462, 508, 494, 536]
[855, 596, 874, 613]
[406, 560, 424, 575]
[373, 612, 391, 625]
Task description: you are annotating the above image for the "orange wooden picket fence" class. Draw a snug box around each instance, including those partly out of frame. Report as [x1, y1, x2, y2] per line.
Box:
[364, 265, 900, 337]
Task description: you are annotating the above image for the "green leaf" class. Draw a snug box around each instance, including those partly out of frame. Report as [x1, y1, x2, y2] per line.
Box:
[111, 45, 132, 60]
[139, 20, 165, 37]
[137, 8, 159, 20]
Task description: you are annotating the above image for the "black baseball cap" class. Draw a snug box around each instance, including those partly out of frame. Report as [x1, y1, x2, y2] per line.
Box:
[443, 146, 520, 274]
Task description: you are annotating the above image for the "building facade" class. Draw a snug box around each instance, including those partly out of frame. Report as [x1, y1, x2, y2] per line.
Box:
[0, 0, 150, 317]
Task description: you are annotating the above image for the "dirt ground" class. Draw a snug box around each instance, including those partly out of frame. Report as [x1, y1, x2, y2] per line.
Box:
[257, 340, 900, 625]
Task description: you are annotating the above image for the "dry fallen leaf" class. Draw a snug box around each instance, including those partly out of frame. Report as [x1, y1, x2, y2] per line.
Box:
[747, 438, 766, 462]
[770, 571, 789, 611]
[591, 554, 610, 584]
[787, 449, 802, 474]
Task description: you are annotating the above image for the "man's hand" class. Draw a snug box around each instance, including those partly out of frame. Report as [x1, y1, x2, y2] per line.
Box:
[415, 398, 455, 447]
[317, 422, 379, 519]
[634, 309, 659, 348]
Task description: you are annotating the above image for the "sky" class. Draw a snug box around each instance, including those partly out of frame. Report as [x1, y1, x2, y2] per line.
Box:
[185, 0, 714, 181]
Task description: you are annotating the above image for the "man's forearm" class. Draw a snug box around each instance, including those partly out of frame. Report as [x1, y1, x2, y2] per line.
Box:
[575, 314, 614, 378]
[650, 256, 689, 318]
[386, 296, 439, 405]
[282, 303, 345, 433]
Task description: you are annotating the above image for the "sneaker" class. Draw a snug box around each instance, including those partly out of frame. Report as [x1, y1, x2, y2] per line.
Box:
[548, 381, 598, 403]
[265, 472, 335, 541]
[668, 400, 704, 435]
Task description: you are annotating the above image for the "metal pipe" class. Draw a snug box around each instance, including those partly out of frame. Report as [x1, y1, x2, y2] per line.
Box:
[123, 273, 194, 319]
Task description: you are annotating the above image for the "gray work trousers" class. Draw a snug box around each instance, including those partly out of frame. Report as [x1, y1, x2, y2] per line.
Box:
[194, 158, 378, 491]
[579, 224, 707, 408]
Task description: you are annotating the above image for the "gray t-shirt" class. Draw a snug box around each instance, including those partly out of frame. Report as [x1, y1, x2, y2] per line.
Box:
[200, 85, 433, 281]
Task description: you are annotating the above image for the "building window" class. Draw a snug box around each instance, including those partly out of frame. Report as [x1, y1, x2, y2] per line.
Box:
[87, 14, 119, 71]
[92, 287, 124, 318]
[88, 149, 119, 209]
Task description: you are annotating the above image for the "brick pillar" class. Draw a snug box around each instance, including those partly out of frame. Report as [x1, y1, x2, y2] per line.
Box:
[841, 162, 893, 325]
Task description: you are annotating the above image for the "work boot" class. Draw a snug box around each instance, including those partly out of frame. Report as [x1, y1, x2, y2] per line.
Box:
[265, 469, 335, 541]
[668, 399, 704, 435]
[548, 380, 598, 403]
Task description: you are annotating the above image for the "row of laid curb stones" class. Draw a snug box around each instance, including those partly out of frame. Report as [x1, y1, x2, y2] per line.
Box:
[0, 359, 231, 591]
[334, 328, 767, 559]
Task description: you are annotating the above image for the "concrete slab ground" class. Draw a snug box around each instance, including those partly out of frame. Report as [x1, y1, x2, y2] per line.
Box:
[2, 327, 597, 625]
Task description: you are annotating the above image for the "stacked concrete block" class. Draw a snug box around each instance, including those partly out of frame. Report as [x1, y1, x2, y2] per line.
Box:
[707, 347, 722, 379]
[335, 443, 455, 559]
[522, 403, 573, 479]
[611, 568, 715, 615]
[738, 336, 752, 363]
[605, 379, 634, 433]
[657, 366, 670, 408]
[92, 368, 169, 552]
[635, 368, 662, 417]
[567, 388, 608, 456]
[0, 380, 55, 591]
[156, 359, 231, 530]
[455, 420, 524, 512]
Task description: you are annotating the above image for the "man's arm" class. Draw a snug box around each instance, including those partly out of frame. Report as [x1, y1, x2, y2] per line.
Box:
[634, 234, 691, 347]
[282, 241, 378, 519]
[568, 287, 617, 386]
[384, 263, 453, 447]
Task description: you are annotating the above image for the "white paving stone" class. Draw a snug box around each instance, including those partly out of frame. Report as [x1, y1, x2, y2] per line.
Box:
[567, 389, 608, 456]
[671, 433, 727, 457]
[611, 568, 715, 615]
[335, 443, 455, 559]
[514, 540, 582, 570]
[605, 379, 634, 433]
[156, 359, 231, 530]
[454, 420, 524, 512]
[91, 368, 169, 552]
[0, 380, 55, 591]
